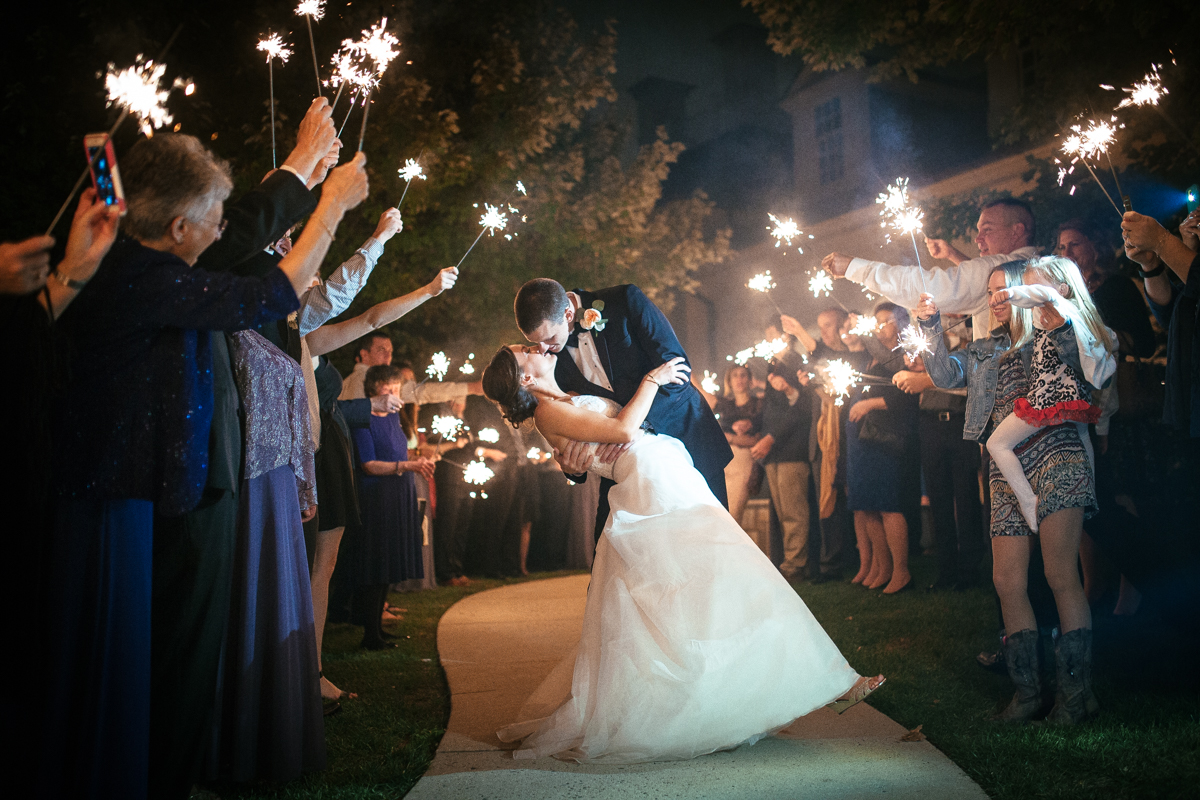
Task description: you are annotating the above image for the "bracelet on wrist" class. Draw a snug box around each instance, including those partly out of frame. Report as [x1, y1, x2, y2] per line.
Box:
[313, 215, 336, 241]
[645, 376, 660, 387]
[51, 270, 87, 290]
[1138, 262, 1165, 279]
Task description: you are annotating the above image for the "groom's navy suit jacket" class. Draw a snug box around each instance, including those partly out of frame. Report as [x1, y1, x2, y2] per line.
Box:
[555, 285, 732, 538]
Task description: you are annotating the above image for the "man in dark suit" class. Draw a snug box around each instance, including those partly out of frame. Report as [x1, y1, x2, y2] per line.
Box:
[515, 278, 732, 542]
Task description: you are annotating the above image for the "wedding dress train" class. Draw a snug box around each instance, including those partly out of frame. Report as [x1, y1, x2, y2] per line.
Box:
[497, 396, 861, 763]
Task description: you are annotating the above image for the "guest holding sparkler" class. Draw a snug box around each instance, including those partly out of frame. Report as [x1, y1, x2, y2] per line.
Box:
[781, 308, 869, 578]
[714, 365, 762, 531]
[891, 328, 984, 591]
[346, 365, 435, 649]
[339, 330, 483, 402]
[43, 130, 354, 799]
[843, 303, 918, 594]
[750, 363, 818, 579]
[825, 199, 1040, 340]
[918, 262, 1100, 725]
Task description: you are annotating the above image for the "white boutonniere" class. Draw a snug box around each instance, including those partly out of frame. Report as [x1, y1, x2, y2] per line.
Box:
[579, 300, 607, 332]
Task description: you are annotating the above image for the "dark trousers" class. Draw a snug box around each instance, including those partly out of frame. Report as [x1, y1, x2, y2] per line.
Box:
[592, 456, 729, 543]
[433, 461, 472, 581]
[920, 411, 985, 584]
[149, 488, 239, 800]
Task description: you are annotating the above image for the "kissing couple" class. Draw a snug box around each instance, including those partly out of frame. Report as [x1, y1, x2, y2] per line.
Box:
[480, 278, 884, 763]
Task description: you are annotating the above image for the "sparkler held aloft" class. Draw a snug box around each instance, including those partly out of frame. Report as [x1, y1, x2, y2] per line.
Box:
[295, 0, 326, 96]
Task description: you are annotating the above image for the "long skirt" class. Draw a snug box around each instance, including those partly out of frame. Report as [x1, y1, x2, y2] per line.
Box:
[206, 465, 325, 782]
[42, 497, 154, 800]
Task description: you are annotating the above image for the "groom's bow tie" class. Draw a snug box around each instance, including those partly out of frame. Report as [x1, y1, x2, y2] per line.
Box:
[565, 321, 584, 349]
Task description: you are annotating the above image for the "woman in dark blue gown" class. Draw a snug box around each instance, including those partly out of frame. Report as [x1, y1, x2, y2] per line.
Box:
[345, 365, 435, 648]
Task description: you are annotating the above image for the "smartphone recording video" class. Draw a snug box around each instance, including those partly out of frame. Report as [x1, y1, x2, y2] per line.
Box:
[84, 133, 126, 214]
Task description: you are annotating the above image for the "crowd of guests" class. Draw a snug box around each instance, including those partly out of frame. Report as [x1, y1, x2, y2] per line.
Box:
[1, 84, 1196, 796]
[0, 97, 594, 800]
[701, 197, 1199, 725]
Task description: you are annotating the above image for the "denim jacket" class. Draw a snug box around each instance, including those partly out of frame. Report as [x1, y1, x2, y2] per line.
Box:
[920, 312, 1085, 442]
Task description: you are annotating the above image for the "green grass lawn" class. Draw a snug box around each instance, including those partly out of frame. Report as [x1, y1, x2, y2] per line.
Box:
[209, 559, 1199, 800]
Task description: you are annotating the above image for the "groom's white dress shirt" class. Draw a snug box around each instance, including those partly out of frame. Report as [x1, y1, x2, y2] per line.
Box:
[568, 331, 614, 392]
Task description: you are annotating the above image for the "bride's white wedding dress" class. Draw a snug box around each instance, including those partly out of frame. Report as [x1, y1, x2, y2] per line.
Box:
[496, 396, 862, 763]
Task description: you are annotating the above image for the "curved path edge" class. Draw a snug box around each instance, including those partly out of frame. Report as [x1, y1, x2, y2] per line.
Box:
[406, 574, 987, 799]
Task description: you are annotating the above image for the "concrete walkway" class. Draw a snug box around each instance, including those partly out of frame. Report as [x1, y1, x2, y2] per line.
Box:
[406, 574, 988, 799]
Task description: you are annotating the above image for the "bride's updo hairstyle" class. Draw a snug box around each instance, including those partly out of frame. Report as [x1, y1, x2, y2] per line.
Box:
[482, 346, 539, 427]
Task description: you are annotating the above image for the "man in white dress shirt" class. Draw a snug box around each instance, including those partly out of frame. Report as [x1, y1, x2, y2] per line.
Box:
[338, 330, 482, 403]
[823, 198, 1041, 339]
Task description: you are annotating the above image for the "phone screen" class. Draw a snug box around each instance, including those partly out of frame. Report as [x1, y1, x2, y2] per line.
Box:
[88, 145, 119, 206]
[84, 133, 126, 213]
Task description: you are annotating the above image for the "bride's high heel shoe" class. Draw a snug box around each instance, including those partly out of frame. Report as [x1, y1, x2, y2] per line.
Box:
[826, 675, 886, 715]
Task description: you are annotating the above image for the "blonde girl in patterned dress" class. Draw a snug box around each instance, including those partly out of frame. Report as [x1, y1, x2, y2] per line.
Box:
[986, 256, 1117, 532]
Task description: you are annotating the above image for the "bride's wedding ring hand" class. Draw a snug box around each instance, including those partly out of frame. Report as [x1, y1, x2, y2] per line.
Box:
[554, 438, 594, 476]
[595, 442, 631, 464]
[648, 356, 690, 387]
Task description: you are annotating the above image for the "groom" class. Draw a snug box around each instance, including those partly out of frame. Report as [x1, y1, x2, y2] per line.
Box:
[514, 278, 732, 541]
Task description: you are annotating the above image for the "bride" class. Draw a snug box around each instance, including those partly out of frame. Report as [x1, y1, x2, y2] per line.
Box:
[481, 345, 884, 764]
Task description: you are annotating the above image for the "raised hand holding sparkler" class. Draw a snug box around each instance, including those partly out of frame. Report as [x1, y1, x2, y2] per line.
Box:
[257, 33, 293, 169]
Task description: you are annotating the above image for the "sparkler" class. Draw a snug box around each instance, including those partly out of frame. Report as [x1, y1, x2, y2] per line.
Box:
[476, 427, 500, 444]
[463, 459, 495, 486]
[1059, 116, 1128, 216]
[396, 157, 427, 210]
[1113, 65, 1167, 110]
[295, 1, 325, 96]
[847, 315, 878, 337]
[104, 56, 190, 137]
[766, 213, 813, 252]
[895, 324, 934, 364]
[747, 271, 783, 314]
[46, 26, 186, 237]
[330, 18, 400, 150]
[727, 338, 788, 366]
[876, 178, 930, 293]
[458, 354, 476, 375]
[257, 34, 293, 169]
[426, 352, 451, 381]
[430, 415, 463, 441]
[809, 272, 834, 298]
[701, 370, 721, 395]
[455, 190, 520, 268]
[527, 447, 550, 462]
[816, 359, 860, 407]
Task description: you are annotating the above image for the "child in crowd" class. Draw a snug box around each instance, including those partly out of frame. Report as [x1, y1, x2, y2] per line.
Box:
[984, 256, 1117, 531]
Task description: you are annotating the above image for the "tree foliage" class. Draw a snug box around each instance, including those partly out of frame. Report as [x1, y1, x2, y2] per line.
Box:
[742, 0, 1200, 153]
[4, 0, 730, 370]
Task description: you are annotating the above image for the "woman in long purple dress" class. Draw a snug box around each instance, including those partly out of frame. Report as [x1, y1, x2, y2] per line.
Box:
[345, 364, 436, 648]
[207, 329, 325, 781]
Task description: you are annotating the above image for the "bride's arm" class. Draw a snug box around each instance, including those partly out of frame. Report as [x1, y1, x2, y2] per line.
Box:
[535, 357, 689, 444]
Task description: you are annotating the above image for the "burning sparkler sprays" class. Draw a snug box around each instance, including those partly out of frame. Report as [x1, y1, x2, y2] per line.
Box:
[876, 178, 930, 294]
[328, 17, 400, 150]
[1056, 116, 1129, 217]
[257, 33, 293, 170]
[810, 359, 890, 407]
[396, 156, 427, 210]
[295, 1, 326, 97]
[454, 181, 527, 269]
[747, 271, 783, 314]
[766, 213, 814, 252]
[46, 25, 187, 237]
[727, 338, 789, 367]
[1100, 61, 1199, 158]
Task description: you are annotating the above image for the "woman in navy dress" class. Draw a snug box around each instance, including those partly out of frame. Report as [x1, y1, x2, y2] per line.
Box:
[345, 365, 435, 648]
[844, 302, 919, 594]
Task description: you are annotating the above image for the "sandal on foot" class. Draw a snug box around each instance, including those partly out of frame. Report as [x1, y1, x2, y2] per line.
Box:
[827, 676, 886, 714]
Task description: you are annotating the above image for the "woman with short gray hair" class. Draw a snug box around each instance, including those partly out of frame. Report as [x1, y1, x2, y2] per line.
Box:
[42, 133, 368, 799]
